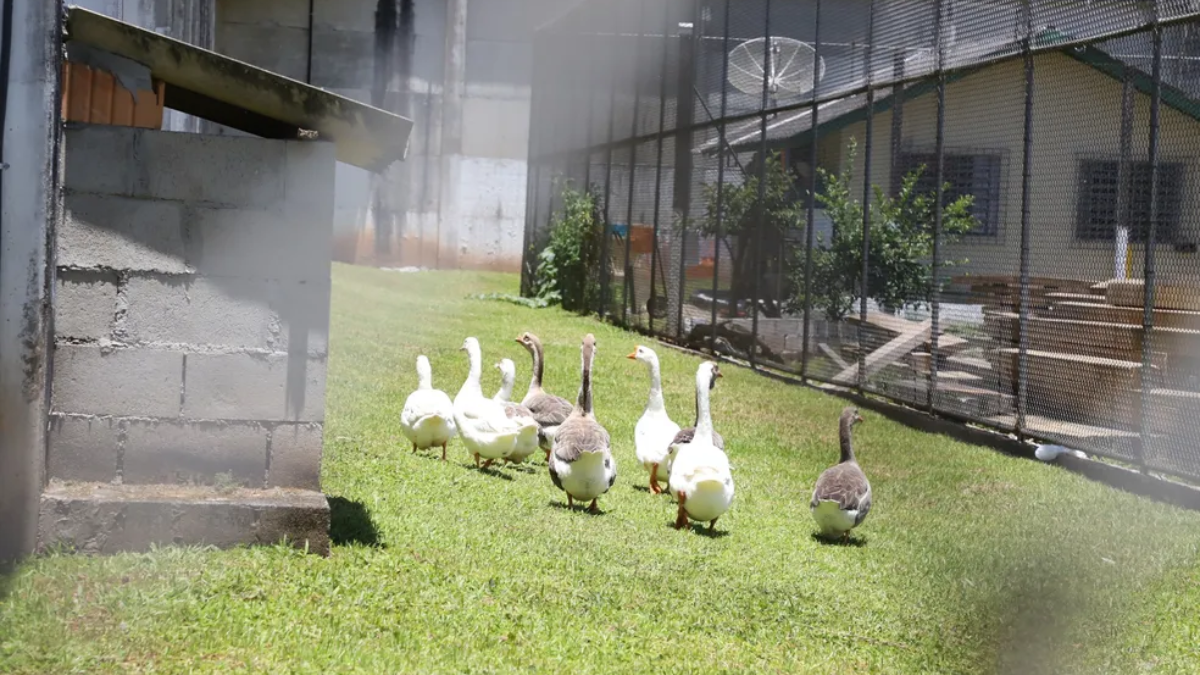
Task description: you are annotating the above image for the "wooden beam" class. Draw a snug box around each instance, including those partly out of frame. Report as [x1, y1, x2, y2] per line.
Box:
[832, 319, 932, 385]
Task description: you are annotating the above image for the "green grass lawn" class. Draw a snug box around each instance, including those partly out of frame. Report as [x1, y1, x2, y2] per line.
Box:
[3, 265, 1200, 674]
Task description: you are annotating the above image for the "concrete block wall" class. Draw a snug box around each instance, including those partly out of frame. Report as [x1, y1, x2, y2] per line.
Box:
[51, 125, 334, 493]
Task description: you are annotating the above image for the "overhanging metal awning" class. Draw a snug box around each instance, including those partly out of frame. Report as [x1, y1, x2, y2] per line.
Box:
[64, 6, 413, 173]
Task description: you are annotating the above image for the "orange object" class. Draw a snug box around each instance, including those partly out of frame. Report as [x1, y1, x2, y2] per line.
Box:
[628, 224, 656, 255]
[61, 60, 165, 129]
[685, 257, 717, 280]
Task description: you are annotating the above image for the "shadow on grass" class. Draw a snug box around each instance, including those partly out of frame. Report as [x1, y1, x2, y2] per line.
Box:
[468, 464, 515, 481]
[547, 500, 606, 516]
[329, 496, 385, 548]
[810, 532, 868, 548]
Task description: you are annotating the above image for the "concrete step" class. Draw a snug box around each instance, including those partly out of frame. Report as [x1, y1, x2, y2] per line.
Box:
[38, 481, 329, 556]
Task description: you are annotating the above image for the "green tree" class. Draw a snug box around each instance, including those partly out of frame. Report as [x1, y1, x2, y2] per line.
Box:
[793, 138, 978, 321]
[692, 152, 804, 307]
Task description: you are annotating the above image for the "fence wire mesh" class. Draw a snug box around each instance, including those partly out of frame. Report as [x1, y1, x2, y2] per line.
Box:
[523, 0, 1200, 483]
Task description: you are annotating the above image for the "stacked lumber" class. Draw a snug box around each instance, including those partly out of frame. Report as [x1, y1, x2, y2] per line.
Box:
[976, 276, 1200, 431]
[953, 276, 1100, 314]
[995, 348, 1145, 428]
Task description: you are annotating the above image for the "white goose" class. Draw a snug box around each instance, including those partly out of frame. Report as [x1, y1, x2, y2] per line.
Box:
[493, 358, 541, 464]
[668, 361, 734, 533]
[399, 355, 458, 460]
[548, 334, 617, 513]
[452, 337, 540, 468]
[627, 345, 681, 494]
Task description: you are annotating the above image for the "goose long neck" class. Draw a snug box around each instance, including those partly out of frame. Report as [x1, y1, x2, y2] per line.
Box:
[465, 346, 483, 395]
[577, 342, 595, 415]
[528, 337, 545, 392]
[645, 359, 666, 413]
[693, 371, 713, 441]
[497, 369, 514, 401]
[839, 417, 856, 464]
[416, 359, 432, 390]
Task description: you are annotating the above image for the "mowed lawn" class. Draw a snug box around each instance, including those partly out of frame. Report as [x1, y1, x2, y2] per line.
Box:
[3, 265, 1200, 674]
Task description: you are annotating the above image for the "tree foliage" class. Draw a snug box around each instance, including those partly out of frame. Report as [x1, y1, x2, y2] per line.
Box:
[531, 180, 604, 313]
[692, 152, 803, 304]
[791, 138, 978, 320]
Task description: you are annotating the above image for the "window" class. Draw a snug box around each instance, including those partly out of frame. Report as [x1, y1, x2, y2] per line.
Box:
[1076, 160, 1184, 243]
[894, 152, 1002, 236]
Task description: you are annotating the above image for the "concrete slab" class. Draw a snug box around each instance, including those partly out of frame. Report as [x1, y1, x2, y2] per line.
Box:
[38, 481, 330, 556]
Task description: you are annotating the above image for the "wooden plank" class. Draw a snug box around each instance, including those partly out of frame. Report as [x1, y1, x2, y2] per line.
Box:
[846, 311, 968, 353]
[1046, 292, 1105, 304]
[986, 413, 1139, 439]
[982, 312, 1188, 366]
[1051, 301, 1200, 330]
[832, 319, 932, 385]
[818, 343, 850, 370]
[1105, 279, 1200, 312]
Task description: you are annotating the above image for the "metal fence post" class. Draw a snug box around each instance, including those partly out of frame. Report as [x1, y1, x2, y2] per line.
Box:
[599, 21, 618, 319]
[623, 0, 646, 326]
[1139, 11, 1164, 470]
[1115, 66, 1134, 281]
[649, 0, 672, 337]
[709, 0, 733, 351]
[801, 0, 823, 380]
[857, 0, 877, 394]
[928, 0, 946, 412]
[1016, 2, 1035, 436]
[750, 0, 774, 369]
[674, 10, 699, 340]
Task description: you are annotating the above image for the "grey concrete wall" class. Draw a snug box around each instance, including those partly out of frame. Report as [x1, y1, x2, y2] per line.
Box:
[0, 0, 61, 565]
[52, 126, 333, 492]
[214, 0, 551, 271]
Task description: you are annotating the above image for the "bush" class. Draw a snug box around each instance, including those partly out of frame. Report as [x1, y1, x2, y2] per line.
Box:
[531, 181, 604, 313]
[791, 138, 978, 320]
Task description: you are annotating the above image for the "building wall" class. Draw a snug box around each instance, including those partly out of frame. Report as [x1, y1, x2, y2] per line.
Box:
[52, 126, 333, 491]
[828, 51, 1200, 284]
[214, 0, 550, 272]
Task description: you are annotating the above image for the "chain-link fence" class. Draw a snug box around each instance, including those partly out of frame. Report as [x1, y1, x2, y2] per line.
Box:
[523, 0, 1200, 483]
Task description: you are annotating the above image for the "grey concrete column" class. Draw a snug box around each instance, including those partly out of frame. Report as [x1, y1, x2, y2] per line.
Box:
[437, 0, 467, 269]
[0, 0, 59, 565]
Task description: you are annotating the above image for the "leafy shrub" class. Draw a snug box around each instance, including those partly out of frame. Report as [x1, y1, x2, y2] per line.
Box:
[531, 181, 603, 313]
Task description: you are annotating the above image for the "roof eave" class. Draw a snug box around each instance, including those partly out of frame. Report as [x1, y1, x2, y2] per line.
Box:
[65, 6, 413, 173]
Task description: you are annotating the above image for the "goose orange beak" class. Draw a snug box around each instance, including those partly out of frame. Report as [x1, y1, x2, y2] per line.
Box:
[513, 337, 523, 344]
[626, 350, 637, 360]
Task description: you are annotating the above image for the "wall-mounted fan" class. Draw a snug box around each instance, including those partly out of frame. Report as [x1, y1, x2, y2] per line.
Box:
[727, 36, 824, 101]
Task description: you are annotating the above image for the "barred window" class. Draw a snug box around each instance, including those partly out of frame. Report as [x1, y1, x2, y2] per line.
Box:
[895, 152, 1002, 236]
[1075, 160, 1183, 243]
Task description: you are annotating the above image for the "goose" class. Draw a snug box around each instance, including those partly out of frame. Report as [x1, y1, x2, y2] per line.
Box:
[668, 361, 734, 532]
[548, 333, 617, 513]
[493, 358, 542, 465]
[663, 375, 726, 499]
[452, 337, 540, 468]
[399, 355, 458, 460]
[516, 332, 574, 461]
[810, 407, 871, 541]
[627, 345, 681, 494]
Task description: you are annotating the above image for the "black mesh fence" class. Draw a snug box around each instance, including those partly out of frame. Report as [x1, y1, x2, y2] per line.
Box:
[523, 0, 1200, 484]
